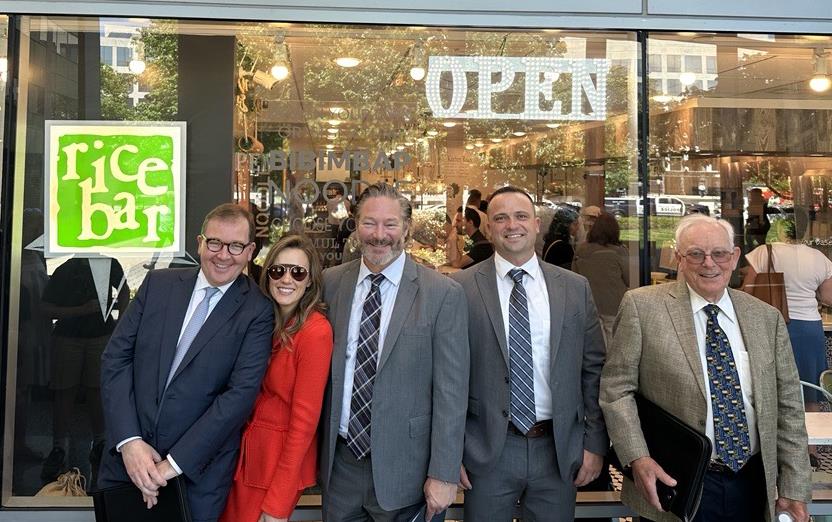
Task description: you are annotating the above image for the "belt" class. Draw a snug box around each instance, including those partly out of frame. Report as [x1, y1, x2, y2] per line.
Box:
[707, 453, 760, 475]
[508, 420, 553, 438]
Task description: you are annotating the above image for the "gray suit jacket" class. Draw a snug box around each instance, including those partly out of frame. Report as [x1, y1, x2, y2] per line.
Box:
[319, 256, 470, 511]
[451, 257, 608, 482]
[600, 281, 811, 522]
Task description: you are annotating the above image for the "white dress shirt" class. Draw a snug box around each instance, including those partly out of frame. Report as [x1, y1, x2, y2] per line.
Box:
[494, 253, 553, 421]
[339, 252, 406, 436]
[118, 270, 234, 475]
[688, 285, 760, 459]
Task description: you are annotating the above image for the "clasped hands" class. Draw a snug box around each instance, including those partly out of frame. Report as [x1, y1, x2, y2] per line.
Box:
[120, 439, 178, 508]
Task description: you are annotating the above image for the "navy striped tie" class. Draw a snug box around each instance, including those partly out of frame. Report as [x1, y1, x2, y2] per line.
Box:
[704, 304, 752, 472]
[508, 268, 536, 434]
[346, 273, 385, 459]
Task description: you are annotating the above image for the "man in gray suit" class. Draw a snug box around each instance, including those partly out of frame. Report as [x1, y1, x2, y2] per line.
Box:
[601, 214, 810, 522]
[451, 186, 607, 521]
[320, 182, 469, 521]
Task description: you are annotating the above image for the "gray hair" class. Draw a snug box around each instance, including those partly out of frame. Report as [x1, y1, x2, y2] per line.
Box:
[674, 214, 735, 249]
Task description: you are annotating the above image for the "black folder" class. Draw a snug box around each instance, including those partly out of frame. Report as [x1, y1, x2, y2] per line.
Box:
[92, 475, 191, 522]
[616, 394, 712, 522]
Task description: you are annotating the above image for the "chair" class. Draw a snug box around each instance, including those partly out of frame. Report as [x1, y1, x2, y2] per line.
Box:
[800, 378, 832, 406]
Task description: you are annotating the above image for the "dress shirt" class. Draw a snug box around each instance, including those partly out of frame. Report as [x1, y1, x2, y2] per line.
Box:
[339, 252, 406, 436]
[117, 270, 234, 475]
[494, 253, 553, 421]
[688, 285, 760, 458]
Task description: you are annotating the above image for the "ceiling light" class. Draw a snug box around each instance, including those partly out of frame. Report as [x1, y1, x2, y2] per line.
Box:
[465, 144, 475, 150]
[336, 57, 361, 68]
[442, 121, 457, 128]
[475, 141, 484, 147]
[426, 130, 439, 136]
[327, 119, 342, 126]
[327, 128, 339, 134]
[410, 66, 426, 81]
[679, 71, 696, 86]
[270, 33, 290, 81]
[329, 106, 344, 114]
[810, 49, 831, 93]
[545, 123, 561, 129]
[327, 135, 337, 140]
[404, 141, 414, 146]
[396, 145, 405, 150]
[128, 59, 146, 74]
[409, 42, 427, 81]
[270, 64, 289, 80]
[326, 144, 335, 149]
[512, 131, 526, 137]
[490, 138, 503, 143]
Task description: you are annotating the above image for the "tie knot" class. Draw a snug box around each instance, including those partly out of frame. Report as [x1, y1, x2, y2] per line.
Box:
[205, 287, 219, 299]
[508, 268, 525, 284]
[704, 304, 720, 319]
[368, 273, 385, 288]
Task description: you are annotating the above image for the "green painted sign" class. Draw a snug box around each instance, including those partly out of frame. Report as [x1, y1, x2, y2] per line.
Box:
[46, 122, 186, 256]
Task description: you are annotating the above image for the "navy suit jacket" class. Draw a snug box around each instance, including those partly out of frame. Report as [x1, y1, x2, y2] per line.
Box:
[97, 268, 273, 521]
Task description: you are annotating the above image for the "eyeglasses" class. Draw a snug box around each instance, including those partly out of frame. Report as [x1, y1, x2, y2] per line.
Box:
[200, 236, 250, 256]
[267, 264, 309, 282]
[680, 249, 733, 265]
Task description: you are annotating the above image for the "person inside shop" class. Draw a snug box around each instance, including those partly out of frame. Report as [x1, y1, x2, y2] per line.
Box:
[40, 255, 129, 488]
[318, 182, 469, 522]
[466, 189, 490, 240]
[221, 234, 333, 522]
[745, 188, 771, 250]
[601, 214, 811, 522]
[446, 207, 493, 269]
[97, 203, 274, 522]
[451, 186, 606, 521]
[743, 217, 832, 468]
[542, 205, 580, 270]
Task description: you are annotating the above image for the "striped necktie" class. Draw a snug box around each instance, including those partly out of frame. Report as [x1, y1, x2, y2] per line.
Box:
[508, 268, 536, 434]
[166, 286, 219, 388]
[346, 273, 385, 459]
[704, 304, 752, 472]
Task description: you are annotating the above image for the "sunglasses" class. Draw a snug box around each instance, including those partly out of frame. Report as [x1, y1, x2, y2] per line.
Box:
[267, 264, 309, 282]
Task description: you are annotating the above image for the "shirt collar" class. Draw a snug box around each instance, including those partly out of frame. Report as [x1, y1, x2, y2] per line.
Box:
[195, 270, 235, 296]
[687, 284, 737, 324]
[494, 252, 541, 281]
[358, 251, 406, 287]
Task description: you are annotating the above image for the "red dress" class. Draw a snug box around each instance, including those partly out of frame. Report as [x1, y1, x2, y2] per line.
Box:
[220, 311, 333, 521]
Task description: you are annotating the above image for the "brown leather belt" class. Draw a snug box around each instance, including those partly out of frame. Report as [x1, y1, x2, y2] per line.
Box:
[508, 420, 553, 438]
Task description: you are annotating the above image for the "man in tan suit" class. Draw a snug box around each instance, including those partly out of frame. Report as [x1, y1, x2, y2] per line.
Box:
[601, 214, 811, 522]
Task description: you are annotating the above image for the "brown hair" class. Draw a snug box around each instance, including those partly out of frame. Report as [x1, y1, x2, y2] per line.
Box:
[354, 182, 412, 241]
[201, 203, 255, 242]
[586, 212, 622, 246]
[259, 234, 326, 350]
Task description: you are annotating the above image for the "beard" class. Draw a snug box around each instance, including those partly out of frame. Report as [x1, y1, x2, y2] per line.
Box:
[360, 235, 406, 268]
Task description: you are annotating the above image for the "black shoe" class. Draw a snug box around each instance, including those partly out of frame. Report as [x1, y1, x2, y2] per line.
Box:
[41, 447, 66, 483]
[89, 441, 104, 491]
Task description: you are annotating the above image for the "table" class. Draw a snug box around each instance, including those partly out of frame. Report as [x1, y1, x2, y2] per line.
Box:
[806, 412, 832, 444]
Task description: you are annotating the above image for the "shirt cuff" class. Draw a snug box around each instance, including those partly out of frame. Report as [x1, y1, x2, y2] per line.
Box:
[166, 454, 183, 476]
[116, 436, 142, 452]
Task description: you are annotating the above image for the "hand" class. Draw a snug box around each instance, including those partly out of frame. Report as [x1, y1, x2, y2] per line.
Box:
[121, 440, 166, 501]
[631, 456, 677, 512]
[776, 497, 809, 522]
[573, 450, 604, 487]
[257, 512, 287, 522]
[458, 464, 472, 490]
[156, 459, 179, 481]
[423, 477, 457, 521]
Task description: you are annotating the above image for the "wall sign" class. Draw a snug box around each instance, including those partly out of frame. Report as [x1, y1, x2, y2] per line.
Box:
[45, 121, 186, 257]
[425, 56, 610, 121]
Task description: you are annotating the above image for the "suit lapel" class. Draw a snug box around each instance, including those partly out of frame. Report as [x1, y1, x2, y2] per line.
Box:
[378, 257, 418, 372]
[540, 260, 565, 370]
[330, 261, 361, 386]
[167, 275, 248, 385]
[666, 281, 708, 399]
[476, 258, 509, 368]
[157, 269, 198, 400]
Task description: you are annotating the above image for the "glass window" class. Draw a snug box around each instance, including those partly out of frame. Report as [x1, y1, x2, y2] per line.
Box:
[684, 54, 701, 72]
[99, 45, 112, 65]
[115, 45, 130, 66]
[666, 54, 681, 72]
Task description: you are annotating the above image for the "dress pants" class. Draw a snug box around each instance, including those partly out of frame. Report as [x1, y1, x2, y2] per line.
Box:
[464, 430, 577, 522]
[323, 437, 444, 522]
[693, 454, 766, 522]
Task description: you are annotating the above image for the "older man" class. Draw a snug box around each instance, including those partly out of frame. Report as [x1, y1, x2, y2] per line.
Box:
[319, 182, 469, 521]
[601, 214, 811, 522]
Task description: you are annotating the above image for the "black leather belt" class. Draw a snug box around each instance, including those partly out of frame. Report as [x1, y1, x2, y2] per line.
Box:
[707, 453, 760, 475]
[508, 420, 553, 438]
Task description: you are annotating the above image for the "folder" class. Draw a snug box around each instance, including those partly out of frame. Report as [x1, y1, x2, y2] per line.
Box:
[616, 394, 712, 522]
[92, 475, 191, 522]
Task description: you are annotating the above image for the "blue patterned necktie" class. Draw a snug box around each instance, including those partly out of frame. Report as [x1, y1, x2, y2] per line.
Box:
[703, 304, 752, 472]
[166, 286, 219, 388]
[347, 273, 385, 459]
[508, 268, 536, 434]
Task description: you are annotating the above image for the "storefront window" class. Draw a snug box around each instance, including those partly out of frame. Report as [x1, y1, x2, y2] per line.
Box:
[3, 14, 639, 506]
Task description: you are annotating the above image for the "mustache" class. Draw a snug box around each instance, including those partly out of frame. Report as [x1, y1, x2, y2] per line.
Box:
[366, 238, 394, 247]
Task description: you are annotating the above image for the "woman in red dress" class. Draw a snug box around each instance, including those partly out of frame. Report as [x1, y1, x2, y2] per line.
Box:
[221, 234, 333, 522]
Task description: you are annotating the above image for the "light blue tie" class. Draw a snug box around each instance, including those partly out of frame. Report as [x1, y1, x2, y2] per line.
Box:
[166, 287, 219, 388]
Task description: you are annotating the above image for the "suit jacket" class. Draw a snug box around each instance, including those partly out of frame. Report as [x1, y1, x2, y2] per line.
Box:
[222, 311, 333, 521]
[600, 281, 811, 522]
[98, 268, 274, 521]
[451, 256, 608, 481]
[319, 256, 470, 511]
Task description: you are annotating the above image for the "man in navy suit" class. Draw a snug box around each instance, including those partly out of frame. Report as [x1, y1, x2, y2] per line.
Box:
[97, 204, 274, 522]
